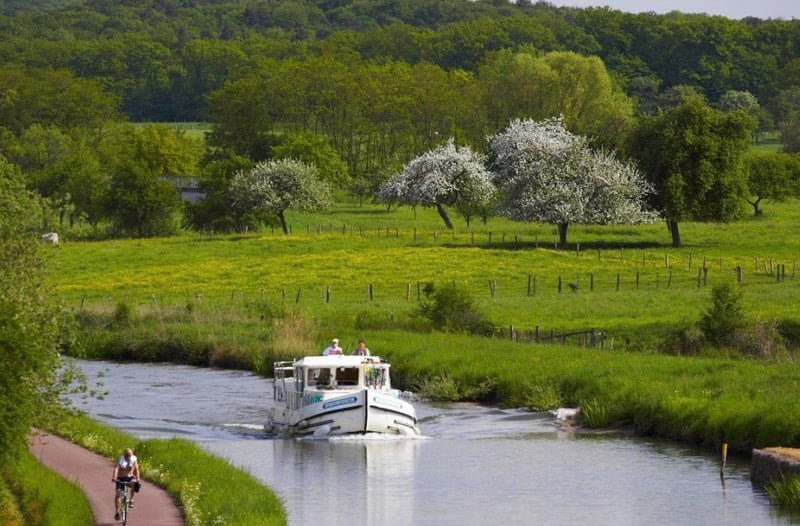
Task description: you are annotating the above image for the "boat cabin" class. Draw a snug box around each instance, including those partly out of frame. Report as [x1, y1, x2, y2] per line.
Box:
[273, 356, 392, 408]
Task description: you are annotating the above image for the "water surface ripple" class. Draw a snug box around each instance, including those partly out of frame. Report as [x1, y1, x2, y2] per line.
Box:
[72, 360, 797, 526]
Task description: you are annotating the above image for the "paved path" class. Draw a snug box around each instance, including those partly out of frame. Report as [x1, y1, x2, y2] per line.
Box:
[29, 430, 184, 526]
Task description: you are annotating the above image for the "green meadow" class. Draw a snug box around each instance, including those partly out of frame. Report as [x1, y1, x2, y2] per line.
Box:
[50, 198, 800, 347]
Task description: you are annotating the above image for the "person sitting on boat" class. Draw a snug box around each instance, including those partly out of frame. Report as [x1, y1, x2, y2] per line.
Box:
[323, 338, 343, 356]
[351, 339, 370, 356]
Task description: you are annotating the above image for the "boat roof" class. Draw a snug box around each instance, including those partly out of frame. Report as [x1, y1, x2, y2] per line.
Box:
[294, 355, 384, 368]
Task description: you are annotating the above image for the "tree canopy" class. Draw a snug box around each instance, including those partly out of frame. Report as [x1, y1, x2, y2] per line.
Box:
[629, 95, 755, 247]
[229, 158, 332, 234]
[378, 139, 496, 229]
[489, 117, 656, 248]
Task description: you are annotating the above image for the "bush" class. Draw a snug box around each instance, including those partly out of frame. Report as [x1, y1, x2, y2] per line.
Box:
[659, 321, 705, 356]
[730, 321, 786, 358]
[699, 283, 745, 346]
[113, 302, 134, 326]
[417, 282, 490, 333]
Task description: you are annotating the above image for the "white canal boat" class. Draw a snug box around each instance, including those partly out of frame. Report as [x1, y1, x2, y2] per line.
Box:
[266, 355, 420, 437]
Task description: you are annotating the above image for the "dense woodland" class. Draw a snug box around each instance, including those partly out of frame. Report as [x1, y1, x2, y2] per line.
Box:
[1, 0, 800, 240]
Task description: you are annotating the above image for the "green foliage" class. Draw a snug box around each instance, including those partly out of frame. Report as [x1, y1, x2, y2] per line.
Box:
[743, 151, 800, 216]
[478, 49, 634, 148]
[630, 95, 756, 246]
[699, 283, 745, 347]
[188, 149, 255, 233]
[271, 131, 349, 185]
[781, 113, 800, 154]
[0, 65, 120, 133]
[418, 282, 489, 333]
[659, 321, 705, 356]
[0, 160, 63, 467]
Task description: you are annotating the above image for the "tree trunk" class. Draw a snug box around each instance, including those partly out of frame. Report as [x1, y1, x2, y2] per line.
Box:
[558, 223, 569, 249]
[747, 198, 762, 216]
[435, 203, 455, 230]
[668, 219, 681, 248]
[277, 209, 289, 235]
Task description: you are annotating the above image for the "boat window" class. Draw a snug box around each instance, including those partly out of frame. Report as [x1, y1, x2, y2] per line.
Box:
[366, 367, 386, 388]
[307, 368, 331, 386]
[335, 367, 360, 386]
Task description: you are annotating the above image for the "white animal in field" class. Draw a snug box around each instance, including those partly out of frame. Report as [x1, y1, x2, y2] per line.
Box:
[41, 232, 59, 245]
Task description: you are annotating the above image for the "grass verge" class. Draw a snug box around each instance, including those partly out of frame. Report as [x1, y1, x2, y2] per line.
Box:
[768, 475, 800, 509]
[0, 452, 93, 526]
[47, 414, 286, 526]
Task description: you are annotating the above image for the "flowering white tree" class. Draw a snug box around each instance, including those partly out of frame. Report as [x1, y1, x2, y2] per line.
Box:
[229, 158, 332, 234]
[377, 139, 496, 229]
[488, 117, 657, 248]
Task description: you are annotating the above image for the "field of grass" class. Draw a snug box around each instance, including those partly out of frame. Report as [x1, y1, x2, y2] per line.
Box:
[48, 414, 286, 526]
[48, 198, 800, 346]
[752, 131, 783, 153]
[0, 452, 93, 526]
[131, 122, 211, 141]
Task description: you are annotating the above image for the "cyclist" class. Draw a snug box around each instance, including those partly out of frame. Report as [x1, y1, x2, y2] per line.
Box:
[112, 448, 140, 521]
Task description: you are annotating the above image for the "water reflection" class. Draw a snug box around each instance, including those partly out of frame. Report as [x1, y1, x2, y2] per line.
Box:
[71, 359, 798, 526]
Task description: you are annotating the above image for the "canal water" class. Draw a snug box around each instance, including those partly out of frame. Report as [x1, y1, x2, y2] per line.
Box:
[72, 359, 797, 526]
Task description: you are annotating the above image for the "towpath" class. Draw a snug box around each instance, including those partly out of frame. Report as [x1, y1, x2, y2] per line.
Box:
[29, 430, 184, 526]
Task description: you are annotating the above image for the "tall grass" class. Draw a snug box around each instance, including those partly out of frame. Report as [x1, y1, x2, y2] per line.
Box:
[352, 330, 800, 454]
[49, 414, 286, 526]
[1, 452, 94, 526]
[768, 476, 800, 509]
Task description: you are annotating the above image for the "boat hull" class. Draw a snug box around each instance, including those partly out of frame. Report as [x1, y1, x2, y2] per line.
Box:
[269, 390, 419, 437]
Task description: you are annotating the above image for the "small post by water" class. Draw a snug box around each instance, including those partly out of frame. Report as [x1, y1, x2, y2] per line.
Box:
[720, 442, 728, 475]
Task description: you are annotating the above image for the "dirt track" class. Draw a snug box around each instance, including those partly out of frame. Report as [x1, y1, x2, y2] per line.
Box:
[29, 431, 184, 526]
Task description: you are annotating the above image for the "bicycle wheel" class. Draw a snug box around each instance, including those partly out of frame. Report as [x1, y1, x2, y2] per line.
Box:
[122, 491, 129, 526]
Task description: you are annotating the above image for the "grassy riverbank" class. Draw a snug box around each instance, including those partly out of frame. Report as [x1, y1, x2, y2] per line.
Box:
[47, 414, 286, 526]
[0, 453, 93, 526]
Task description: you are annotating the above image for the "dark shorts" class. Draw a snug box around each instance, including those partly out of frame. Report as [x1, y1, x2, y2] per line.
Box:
[116, 476, 134, 491]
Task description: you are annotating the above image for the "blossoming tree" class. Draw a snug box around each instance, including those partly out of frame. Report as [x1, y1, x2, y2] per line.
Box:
[229, 158, 332, 234]
[377, 139, 496, 229]
[488, 117, 657, 248]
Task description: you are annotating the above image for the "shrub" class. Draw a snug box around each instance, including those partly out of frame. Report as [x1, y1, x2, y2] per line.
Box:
[699, 283, 745, 346]
[417, 282, 490, 333]
[730, 321, 786, 358]
[113, 302, 134, 326]
[659, 321, 705, 356]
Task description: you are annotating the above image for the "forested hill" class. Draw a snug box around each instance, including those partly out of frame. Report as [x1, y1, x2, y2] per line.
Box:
[0, 0, 798, 123]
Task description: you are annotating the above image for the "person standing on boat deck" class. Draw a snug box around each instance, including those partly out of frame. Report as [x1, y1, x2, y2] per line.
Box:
[352, 339, 370, 356]
[323, 338, 343, 356]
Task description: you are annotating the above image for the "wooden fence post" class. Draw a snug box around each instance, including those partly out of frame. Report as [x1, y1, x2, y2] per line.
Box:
[558, 276, 562, 293]
[533, 276, 537, 295]
[368, 284, 373, 301]
[406, 283, 411, 301]
[527, 273, 532, 296]
[590, 273, 594, 291]
[488, 231, 492, 244]
[295, 287, 302, 304]
[535, 326, 540, 342]
[736, 266, 743, 284]
[688, 252, 692, 269]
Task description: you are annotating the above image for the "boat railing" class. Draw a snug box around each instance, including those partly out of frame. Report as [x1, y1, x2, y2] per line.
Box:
[273, 361, 295, 380]
[287, 390, 303, 410]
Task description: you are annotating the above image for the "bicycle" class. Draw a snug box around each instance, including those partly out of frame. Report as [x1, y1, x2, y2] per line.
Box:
[113, 479, 137, 525]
